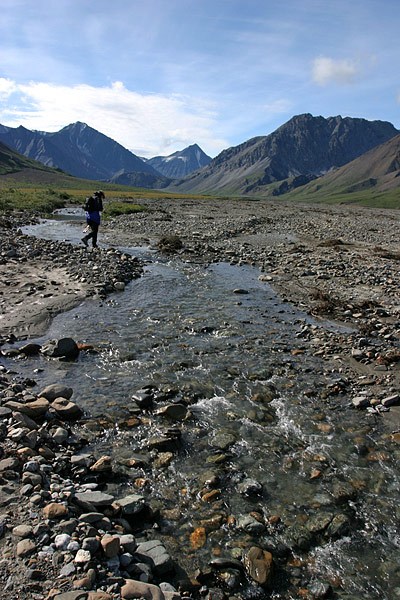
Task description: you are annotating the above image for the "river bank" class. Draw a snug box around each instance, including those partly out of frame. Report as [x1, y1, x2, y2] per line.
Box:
[0, 198, 399, 599]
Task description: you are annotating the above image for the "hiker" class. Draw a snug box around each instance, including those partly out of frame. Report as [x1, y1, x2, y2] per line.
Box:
[82, 190, 105, 248]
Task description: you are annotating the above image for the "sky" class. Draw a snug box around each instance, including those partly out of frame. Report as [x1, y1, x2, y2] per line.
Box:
[0, 0, 399, 158]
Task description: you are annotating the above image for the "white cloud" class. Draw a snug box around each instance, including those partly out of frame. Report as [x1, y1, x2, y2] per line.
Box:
[312, 57, 359, 86]
[0, 77, 17, 99]
[0, 79, 228, 157]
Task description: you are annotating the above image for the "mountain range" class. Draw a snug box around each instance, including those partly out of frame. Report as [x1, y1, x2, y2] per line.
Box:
[169, 113, 399, 196]
[145, 144, 212, 178]
[0, 114, 399, 204]
[0, 122, 211, 186]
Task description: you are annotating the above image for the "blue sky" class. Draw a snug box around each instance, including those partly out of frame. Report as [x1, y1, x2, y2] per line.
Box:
[0, 0, 399, 158]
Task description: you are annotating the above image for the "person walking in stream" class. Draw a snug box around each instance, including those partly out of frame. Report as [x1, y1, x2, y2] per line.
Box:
[82, 190, 105, 248]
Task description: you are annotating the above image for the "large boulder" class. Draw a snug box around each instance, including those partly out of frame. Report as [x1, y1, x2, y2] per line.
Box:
[41, 338, 80, 360]
[39, 384, 73, 401]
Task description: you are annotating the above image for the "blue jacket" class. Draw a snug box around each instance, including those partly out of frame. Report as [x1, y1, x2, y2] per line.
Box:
[86, 210, 101, 224]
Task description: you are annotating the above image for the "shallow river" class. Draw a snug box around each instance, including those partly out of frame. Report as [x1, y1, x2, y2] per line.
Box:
[6, 215, 400, 599]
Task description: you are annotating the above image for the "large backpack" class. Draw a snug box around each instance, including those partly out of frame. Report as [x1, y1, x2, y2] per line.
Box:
[84, 196, 96, 212]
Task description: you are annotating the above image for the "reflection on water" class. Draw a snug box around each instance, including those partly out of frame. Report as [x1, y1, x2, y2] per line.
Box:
[4, 217, 399, 599]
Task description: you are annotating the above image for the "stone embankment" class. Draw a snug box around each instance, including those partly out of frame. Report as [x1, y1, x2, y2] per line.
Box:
[0, 373, 184, 600]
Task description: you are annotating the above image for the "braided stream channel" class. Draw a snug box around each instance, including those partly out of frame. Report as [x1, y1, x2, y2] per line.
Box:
[4, 215, 400, 599]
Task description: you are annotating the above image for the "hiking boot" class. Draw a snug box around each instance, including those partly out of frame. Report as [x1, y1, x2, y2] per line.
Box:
[81, 237, 88, 247]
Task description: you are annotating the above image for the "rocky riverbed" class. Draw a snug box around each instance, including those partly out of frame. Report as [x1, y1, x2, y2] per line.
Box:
[102, 197, 400, 418]
[0, 198, 399, 600]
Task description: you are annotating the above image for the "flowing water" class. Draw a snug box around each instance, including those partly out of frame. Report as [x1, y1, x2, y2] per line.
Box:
[3, 214, 400, 598]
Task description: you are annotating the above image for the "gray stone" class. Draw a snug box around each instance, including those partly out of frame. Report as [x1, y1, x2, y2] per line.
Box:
[0, 457, 20, 472]
[75, 491, 115, 507]
[114, 494, 146, 515]
[59, 562, 76, 577]
[352, 396, 370, 408]
[236, 514, 266, 535]
[16, 538, 36, 557]
[74, 548, 91, 563]
[52, 426, 69, 443]
[12, 411, 39, 430]
[79, 512, 105, 523]
[119, 533, 137, 553]
[82, 536, 100, 553]
[54, 533, 72, 550]
[39, 383, 74, 401]
[12, 524, 33, 538]
[51, 398, 83, 420]
[136, 539, 174, 575]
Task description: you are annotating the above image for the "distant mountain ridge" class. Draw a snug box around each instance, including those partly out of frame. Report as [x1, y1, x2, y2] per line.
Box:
[0, 122, 168, 185]
[0, 140, 62, 176]
[286, 132, 400, 200]
[0, 122, 212, 186]
[146, 144, 211, 178]
[169, 114, 399, 195]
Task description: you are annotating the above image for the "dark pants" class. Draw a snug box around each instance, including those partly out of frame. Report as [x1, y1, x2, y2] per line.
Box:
[83, 221, 99, 247]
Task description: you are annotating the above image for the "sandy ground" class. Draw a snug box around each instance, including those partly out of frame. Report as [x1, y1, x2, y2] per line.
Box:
[0, 260, 89, 339]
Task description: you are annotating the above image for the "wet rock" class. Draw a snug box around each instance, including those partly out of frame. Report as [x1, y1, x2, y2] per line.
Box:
[236, 514, 266, 535]
[211, 429, 237, 451]
[41, 337, 80, 360]
[244, 546, 273, 586]
[39, 384, 73, 401]
[155, 403, 189, 420]
[237, 478, 263, 497]
[51, 397, 83, 420]
[210, 557, 245, 571]
[326, 513, 350, 539]
[308, 581, 332, 598]
[114, 493, 146, 515]
[18, 343, 42, 356]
